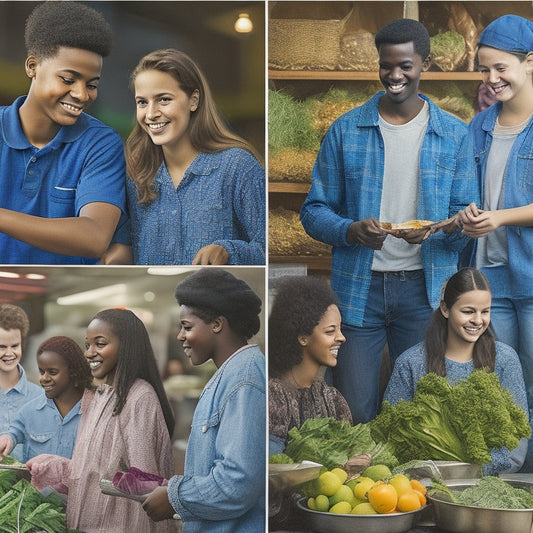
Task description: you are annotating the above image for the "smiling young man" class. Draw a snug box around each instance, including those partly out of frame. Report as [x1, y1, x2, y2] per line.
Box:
[0, 1, 126, 264]
[0, 304, 42, 461]
[300, 18, 478, 424]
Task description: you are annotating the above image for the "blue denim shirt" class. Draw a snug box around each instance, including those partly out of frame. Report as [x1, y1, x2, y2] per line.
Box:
[462, 102, 533, 298]
[300, 92, 474, 326]
[167, 345, 266, 532]
[6, 391, 87, 461]
[0, 365, 43, 461]
[126, 148, 266, 265]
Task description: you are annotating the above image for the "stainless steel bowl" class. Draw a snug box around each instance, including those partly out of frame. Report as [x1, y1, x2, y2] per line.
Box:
[295, 497, 426, 533]
[433, 460, 483, 480]
[429, 479, 533, 533]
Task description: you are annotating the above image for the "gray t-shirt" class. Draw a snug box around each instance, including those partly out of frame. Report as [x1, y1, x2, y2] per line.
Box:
[477, 116, 530, 268]
[372, 101, 429, 272]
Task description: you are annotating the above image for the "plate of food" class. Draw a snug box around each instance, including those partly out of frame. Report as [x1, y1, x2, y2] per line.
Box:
[380, 220, 435, 237]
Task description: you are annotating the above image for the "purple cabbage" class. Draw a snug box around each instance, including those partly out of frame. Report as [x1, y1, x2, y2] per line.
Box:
[112, 467, 168, 495]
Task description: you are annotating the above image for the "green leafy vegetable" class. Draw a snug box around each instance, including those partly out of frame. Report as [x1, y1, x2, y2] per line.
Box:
[436, 476, 533, 510]
[0, 456, 25, 467]
[283, 417, 398, 471]
[269, 453, 294, 464]
[370, 370, 531, 465]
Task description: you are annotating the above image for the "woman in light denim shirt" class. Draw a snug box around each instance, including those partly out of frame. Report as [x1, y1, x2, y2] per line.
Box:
[143, 269, 266, 533]
[0, 336, 94, 462]
[456, 15, 533, 471]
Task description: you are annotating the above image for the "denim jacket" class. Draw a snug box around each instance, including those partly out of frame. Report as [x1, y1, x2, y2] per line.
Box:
[6, 389, 90, 461]
[300, 92, 474, 326]
[167, 345, 266, 532]
[0, 365, 43, 461]
[463, 102, 533, 298]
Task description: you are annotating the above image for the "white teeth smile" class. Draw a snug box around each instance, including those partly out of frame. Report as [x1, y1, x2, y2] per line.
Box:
[148, 122, 169, 130]
[492, 84, 508, 94]
[389, 83, 406, 91]
[62, 103, 81, 112]
[89, 361, 102, 369]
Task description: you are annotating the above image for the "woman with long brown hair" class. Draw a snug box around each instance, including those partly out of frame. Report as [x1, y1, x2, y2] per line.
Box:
[116, 48, 265, 265]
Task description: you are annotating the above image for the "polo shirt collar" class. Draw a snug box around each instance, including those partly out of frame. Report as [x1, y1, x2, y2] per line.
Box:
[2, 95, 90, 149]
[10, 364, 30, 395]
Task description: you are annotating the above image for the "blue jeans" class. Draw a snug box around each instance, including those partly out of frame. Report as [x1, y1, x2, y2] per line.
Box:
[331, 270, 433, 424]
[489, 297, 533, 472]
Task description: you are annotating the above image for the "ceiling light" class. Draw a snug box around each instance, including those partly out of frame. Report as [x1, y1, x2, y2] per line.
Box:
[57, 284, 127, 305]
[234, 13, 253, 34]
[0, 271, 21, 279]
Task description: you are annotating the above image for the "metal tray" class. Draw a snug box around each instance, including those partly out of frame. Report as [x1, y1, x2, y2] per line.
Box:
[269, 461, 322, 493]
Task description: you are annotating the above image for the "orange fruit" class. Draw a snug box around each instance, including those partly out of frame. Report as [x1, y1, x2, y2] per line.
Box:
[397, 491, 422, 512]
[410, 479, 427, 496]
[413, 489, 427, 507]
[368, 483, 398, 514]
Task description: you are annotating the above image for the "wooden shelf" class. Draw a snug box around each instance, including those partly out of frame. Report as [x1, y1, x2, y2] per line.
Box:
[269, 255, 332, 270]
[269, 182, 311, 194]
[269, 70, 482, 81]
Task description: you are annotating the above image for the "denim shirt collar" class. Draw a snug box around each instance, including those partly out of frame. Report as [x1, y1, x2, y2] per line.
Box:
[10, 364, 31, 395]
[360, 91, 445, 137]
[2, 95, 91, 150]
[155, 152, 222, 188]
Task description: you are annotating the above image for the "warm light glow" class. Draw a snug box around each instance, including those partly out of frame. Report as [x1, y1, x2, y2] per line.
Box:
[57, 284, 127, 305]
[234, 13, 253, 33]
[0, 271, 21, 279]
[25, 273, 47, 280]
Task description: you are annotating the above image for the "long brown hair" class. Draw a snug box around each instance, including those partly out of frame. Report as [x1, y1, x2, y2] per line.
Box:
[425, 267, 496, 375]
[126, 48, 261, 204]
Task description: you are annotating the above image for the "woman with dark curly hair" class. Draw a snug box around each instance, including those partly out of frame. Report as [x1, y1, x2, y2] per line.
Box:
[0, 336, 93, 462]
[268, 276, 352, 456]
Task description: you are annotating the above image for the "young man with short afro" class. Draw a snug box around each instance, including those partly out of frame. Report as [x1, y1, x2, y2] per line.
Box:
[0, 1, 127, 264]
[300, 18, 479, 424]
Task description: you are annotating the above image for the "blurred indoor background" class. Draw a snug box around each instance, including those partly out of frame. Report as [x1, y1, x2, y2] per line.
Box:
[0, 1, 265, 156]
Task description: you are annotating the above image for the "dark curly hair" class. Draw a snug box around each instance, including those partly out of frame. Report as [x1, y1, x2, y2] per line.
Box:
[25, 1, 113, 59]
[37, 336, 93, 391]
[90, 309, 175, 437]
[0, 304, 30, 348]
[174, 269, 261, 341]
[374, 18, 431, 59]
[268, 276, 339, 377]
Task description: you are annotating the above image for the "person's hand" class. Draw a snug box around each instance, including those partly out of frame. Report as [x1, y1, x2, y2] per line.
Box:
[346, 218, 387, 249]
[458, 203, 501, 238]
[430, 216, 461, 234]
[192, 244, 229, 265]
[142, 486, 176, 522]
[98, 243, 133, 265]
[393, 227, 432, 244]
[0, 435, 13, 460]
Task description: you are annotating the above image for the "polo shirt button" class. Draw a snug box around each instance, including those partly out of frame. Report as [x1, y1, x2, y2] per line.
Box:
[28, 171, 34, 175]
[31, 157, 36, 162]
[202, 425, 207, 433]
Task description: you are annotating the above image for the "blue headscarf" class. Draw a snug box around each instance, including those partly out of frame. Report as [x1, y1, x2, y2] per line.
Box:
[478, 14, 533, 54]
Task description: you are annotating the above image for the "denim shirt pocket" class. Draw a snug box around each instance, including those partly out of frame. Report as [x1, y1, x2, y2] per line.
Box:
[191, 411, 220, 463]
[517, 153, 533, 201]
[27, 431, 54, 457]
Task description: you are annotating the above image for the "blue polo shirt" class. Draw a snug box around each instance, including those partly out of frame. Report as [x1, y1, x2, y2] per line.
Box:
[0, 96, 127, 264]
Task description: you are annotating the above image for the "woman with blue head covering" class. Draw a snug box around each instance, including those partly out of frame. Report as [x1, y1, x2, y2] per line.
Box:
[455, 14, 533, 471]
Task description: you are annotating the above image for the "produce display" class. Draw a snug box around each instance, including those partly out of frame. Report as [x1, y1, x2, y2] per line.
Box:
[303, 464, 427, 515]
[429, 476, 533, 510]
[277, 417, 398, 471]
[0, 470, 83, 533]
[370, 370, 531, 465]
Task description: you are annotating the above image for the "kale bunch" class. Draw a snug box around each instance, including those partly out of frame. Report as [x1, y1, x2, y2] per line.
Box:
[370, 370, 531, 466]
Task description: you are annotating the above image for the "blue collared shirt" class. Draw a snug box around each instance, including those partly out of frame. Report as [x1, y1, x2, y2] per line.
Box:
[6, 390, 89, 462]
[300, 92, 475, 326]
[462, 102, 533, 298]
[126, 148, 266, 265]
[0, 365, 43, 461]
[0, 95, 126, 264]
[167, 345, 266, 532]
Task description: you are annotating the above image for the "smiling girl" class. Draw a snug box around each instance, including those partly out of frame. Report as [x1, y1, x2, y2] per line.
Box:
[107, 48, 265, 266]
[268, 276, 351, 456]
[384, 267, 528, 474]
[27, 309, 176, 533]
[0, 336, 93, 462]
